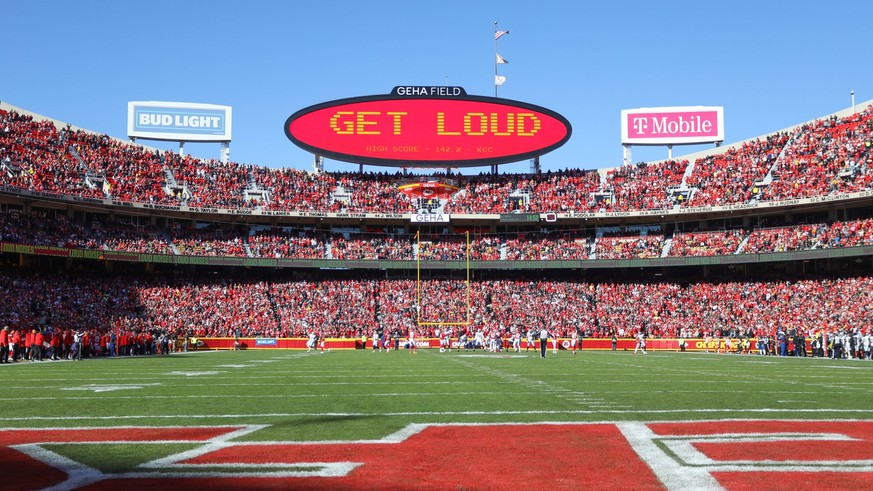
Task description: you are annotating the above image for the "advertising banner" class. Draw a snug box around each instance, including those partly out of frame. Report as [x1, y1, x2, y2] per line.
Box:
[621, 106, 724, 145]
[128, 101, 232, 142]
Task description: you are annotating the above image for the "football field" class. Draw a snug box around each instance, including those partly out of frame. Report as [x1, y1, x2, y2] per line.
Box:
[3, 348, 872, 490]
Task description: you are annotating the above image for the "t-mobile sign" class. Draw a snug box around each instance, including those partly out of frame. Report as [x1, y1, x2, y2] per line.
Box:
[621, 106, 724, 145]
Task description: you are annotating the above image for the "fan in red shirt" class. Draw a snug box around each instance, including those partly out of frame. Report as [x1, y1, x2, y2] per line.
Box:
[0, 326, 9, 363]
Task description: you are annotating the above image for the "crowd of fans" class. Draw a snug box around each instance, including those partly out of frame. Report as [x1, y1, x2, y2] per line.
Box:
[744, 218, 873, 253]
[503, 232, 591, 260]
[764, 111, 873, 200]
[2, 105, 872, 215]
[2, 270, 871, 358]
[686, 133, 791, 206]
[606, 159, 688, 211]
[595, 234, 665, 259]
[3, 105, 872, 364]
[669, 229, 745, 257]
[2, 208, 871, 260]
[248, 228, 328, 259]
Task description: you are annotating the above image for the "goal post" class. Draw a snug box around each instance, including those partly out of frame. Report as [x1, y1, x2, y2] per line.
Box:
[416, 230, 472, 327]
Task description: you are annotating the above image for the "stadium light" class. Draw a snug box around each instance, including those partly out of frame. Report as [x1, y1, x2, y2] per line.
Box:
[851, 90, 855, 114]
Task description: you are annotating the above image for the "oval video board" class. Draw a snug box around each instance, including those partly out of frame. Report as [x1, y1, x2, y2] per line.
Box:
[284, 94, 571, 167]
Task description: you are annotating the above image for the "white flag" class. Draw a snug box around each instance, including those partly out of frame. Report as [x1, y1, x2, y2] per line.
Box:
[496, 53, 508, 64]
[495, 75, 506, 86]
[495, 30, 509, 40]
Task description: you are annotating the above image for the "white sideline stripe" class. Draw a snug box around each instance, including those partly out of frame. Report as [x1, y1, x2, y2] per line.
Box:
[3, 381, 504, 389]
[0, 391, 514, 401]
[3, 408, 873, 422]
[0, 385, 846, 397]
[616, 422, 723, 490]
[0, 424, 245, 431]
[4, 418, 870, 432]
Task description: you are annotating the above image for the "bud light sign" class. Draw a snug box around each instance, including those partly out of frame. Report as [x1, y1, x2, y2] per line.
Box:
[621, 106, 723, 145]
[127, 101, 233, 142]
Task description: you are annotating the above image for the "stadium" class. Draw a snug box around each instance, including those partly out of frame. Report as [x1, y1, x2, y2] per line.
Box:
[1, 91, 872, 488]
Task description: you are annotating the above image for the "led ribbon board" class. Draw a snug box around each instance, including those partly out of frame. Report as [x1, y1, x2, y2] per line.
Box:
[284, 87, 572, 167]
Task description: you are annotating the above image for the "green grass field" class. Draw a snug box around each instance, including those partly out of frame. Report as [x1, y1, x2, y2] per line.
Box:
[3, 349, 873, 490]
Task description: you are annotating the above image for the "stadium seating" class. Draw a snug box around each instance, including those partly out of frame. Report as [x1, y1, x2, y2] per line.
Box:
[3, 105, 872, 214]
[2, 270, 870, 344]
[2, 208, 871, 260]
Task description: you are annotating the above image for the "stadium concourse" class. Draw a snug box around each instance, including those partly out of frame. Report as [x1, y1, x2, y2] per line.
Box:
[0, 101, 872, 362]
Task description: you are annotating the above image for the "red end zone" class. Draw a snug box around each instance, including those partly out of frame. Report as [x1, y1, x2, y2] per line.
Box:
[2, 421, 871, 490]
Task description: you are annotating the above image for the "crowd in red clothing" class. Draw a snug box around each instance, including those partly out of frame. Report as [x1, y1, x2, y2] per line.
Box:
[686, 134, 790, 206]
[669, 229, 745, 257]
[764, 112, 873, 200]
[2, 207, 872, 261]
[248, 229, 328, 259]
[745, 219, 873, 253]
[503, 232, 591, 260]
[330, 233, 411, 260]
[595, 234, 664, 259]
[606, 160, 688, 211]
[3, 269, 871, 353]
[2, 105, 872, 215]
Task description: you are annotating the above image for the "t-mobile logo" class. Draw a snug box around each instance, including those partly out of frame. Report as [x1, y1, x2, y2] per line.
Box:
[631, 117, 648, 134]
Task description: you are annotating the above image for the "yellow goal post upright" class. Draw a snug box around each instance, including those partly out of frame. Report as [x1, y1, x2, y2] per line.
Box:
[415, 229, 472, 328]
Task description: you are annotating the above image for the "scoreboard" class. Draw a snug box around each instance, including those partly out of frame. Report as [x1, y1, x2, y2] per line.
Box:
[285, 87, 571, 167]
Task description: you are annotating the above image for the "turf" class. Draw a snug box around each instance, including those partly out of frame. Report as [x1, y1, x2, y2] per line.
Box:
[3, 348, 872, 478]
[5, 349, 872, 427]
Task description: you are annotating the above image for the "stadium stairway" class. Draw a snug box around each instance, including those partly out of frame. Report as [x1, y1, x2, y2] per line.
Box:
[265, 288, 284, 333]
[735, 235, 751, 254]
[661, 237, 673, 257]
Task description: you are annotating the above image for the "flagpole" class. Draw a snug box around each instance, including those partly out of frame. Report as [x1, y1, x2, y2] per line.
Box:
[494, 21, 498, 97]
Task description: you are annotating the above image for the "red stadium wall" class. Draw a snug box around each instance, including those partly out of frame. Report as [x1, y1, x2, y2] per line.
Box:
[197, 338, 359, 350]
[198, 337, 811, 351]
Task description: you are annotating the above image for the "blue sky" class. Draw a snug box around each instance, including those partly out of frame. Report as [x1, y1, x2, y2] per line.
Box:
[4, 1, 872, 174]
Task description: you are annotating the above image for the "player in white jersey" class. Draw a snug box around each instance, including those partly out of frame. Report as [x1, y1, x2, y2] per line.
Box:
[634, 332, 647, 355]
[474, 330, 485, 351]
[511, 329, 521, 353]
[408, 329, 417, 354]
[551, 329, 559, 354]
[864, 329, 873, 360]
[306, 331, 317, 352]
[525, 329, 536, 352]
[570, 329, 579, 355]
